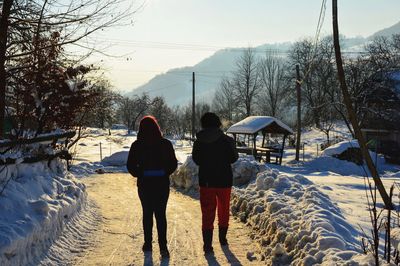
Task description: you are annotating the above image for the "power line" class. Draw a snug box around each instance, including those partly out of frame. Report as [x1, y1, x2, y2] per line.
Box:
[140, 82, 184, 93]
[85, 38, 291, 53]
[299, 0, 328, 84]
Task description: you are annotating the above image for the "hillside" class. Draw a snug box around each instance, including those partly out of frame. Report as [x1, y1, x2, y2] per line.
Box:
[369, 20, 400, 39]
[127, 43, 291, 106]
[128, 21, 400, 106]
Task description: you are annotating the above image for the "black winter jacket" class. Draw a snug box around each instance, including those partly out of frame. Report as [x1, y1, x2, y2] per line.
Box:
[192, 128, 238, 188]
[126, 138, 177, 187]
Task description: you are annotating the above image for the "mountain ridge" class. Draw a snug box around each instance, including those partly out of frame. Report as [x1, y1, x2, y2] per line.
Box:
[127, 21, 400, 106]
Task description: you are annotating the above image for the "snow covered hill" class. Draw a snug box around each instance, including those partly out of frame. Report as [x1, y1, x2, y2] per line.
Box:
[370, 20, 400, 39]
[126, 43, 292, 106]
[126, 21, 400, 106]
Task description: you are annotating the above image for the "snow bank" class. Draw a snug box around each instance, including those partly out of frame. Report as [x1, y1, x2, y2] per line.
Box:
[101, 151, 128, 166]
[70, 150, 130, 177]
[314, 140, 388, 176]
[322, 140, 378, 159]
[322, 140, 360, 157]
[231, 167, 363, 265]
[391, 228, 400, 253]
[0, 159, 87, 266]
[170, 155, 267, 190]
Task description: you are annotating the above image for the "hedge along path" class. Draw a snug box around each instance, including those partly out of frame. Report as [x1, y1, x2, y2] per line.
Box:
[73, 173, 260, 266]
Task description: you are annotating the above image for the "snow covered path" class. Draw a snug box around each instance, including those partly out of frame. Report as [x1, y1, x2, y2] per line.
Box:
[73, 173, 260, 265]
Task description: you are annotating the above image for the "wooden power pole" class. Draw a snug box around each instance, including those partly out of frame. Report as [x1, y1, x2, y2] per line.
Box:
[192, 72, 195, 140]
[0, 0, 13, 139]
[332, 0, 392, 209]
[295, 65, 301, 161]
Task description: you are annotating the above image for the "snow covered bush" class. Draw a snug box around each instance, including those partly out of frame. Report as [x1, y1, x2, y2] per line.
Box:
[0, 159, 87, 265]
[231, 167, 364, 265]
[170, 154, 267, 190]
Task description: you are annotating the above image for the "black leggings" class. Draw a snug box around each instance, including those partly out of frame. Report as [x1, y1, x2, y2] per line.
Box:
[138, 183, 169, 247]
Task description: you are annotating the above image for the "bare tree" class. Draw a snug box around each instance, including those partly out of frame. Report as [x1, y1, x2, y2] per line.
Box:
[147, 96, 172, 133]
[257, 52, 290, 118]
[168, 106, 188, 138]
[233, 48, 260, 117]
[1, 0, 137, 138]
[84, 78, 120, 128]
[195, 102, 211, 130]
[212, 78, 237, 123]
[334, 34, 400, 136]
[289, 38, 335, 128]
[117, 93, 151, 133]
[0, 0, 13, 137]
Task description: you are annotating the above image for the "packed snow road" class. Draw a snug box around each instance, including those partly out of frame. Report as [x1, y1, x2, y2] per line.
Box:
[72, 173, 260, 265]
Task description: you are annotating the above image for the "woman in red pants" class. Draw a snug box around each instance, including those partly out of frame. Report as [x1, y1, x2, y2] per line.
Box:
[126, 116, 177, 258]
[192, 112, 239, 254]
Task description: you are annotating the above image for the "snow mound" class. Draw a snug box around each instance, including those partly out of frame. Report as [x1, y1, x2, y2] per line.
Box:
[322, 140, 360, 156]
[170, 155, 267, 190]
[231, 167, 362, 265]
[0, 160, 87, 266]
[101, 151, 128, 166]
[170, 155, 199, 189]
[322, 140, 378, 159]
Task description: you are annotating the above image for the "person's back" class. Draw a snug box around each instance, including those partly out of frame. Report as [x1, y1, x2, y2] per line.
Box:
[128, 138, 176, 187]
[193, 127, 238, 188]
[126, 116, 177, 258]
[192, 112, 238, 254]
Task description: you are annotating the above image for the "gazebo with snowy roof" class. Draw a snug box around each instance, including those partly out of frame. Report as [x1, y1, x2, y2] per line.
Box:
[227, 116, 293, 164]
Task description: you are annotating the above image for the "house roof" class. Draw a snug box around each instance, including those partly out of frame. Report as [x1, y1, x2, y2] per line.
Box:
[227, 116, 293, 135]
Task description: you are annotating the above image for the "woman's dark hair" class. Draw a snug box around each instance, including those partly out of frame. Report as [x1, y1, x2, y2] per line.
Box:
[137, 116, 162, 142]
[200, 112, 222, 128]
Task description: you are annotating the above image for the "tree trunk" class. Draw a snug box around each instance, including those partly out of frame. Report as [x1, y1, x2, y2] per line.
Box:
[0, 0, 13, 138]
[332, 0, 392, 209]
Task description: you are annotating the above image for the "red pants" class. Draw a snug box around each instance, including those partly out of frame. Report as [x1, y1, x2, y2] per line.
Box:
[200, 187, 231, 230]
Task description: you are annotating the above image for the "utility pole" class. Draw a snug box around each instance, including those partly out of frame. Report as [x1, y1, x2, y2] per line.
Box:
[295, 65, 301, 161]
[0, 0, 13, 138]
[191, 72, 195, 140]
[332, 0, 391, 209]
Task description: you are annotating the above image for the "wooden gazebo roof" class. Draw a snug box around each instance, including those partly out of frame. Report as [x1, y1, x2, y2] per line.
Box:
[227, 116, 293, 135]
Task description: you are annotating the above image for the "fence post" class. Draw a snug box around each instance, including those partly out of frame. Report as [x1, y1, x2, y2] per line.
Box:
[100, 142, 102, 161]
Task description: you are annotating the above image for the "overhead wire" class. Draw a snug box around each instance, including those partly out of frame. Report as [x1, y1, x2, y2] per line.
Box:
[142, 82, 185, 93]
[298, 0, 328, 85]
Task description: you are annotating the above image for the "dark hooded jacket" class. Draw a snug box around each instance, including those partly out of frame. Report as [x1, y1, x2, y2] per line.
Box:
[126, 116, 177, 187]
[192, 128, 238, 188]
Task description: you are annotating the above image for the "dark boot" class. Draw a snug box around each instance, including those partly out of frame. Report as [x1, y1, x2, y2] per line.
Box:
[202, 229, 214, 254]
[219, 227, 228, 246]
[159, 243, 170, 258]
[160, 247, 170, 258]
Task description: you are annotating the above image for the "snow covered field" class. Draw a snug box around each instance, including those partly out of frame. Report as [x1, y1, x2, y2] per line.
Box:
[2, 125, 400, 265]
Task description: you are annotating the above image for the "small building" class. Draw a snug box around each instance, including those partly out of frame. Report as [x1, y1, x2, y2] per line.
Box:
[227, 116, 293, 164]
[360, 71, 400, 163]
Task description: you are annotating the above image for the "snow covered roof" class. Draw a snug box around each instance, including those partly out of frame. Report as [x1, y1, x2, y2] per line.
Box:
[227, 116, 293, 135]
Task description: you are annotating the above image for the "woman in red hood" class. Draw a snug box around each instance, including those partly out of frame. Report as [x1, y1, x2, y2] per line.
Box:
[126, 116, 177, 258]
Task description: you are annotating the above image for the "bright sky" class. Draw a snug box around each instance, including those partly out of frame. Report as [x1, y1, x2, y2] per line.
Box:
[89, 0, 400, 92]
